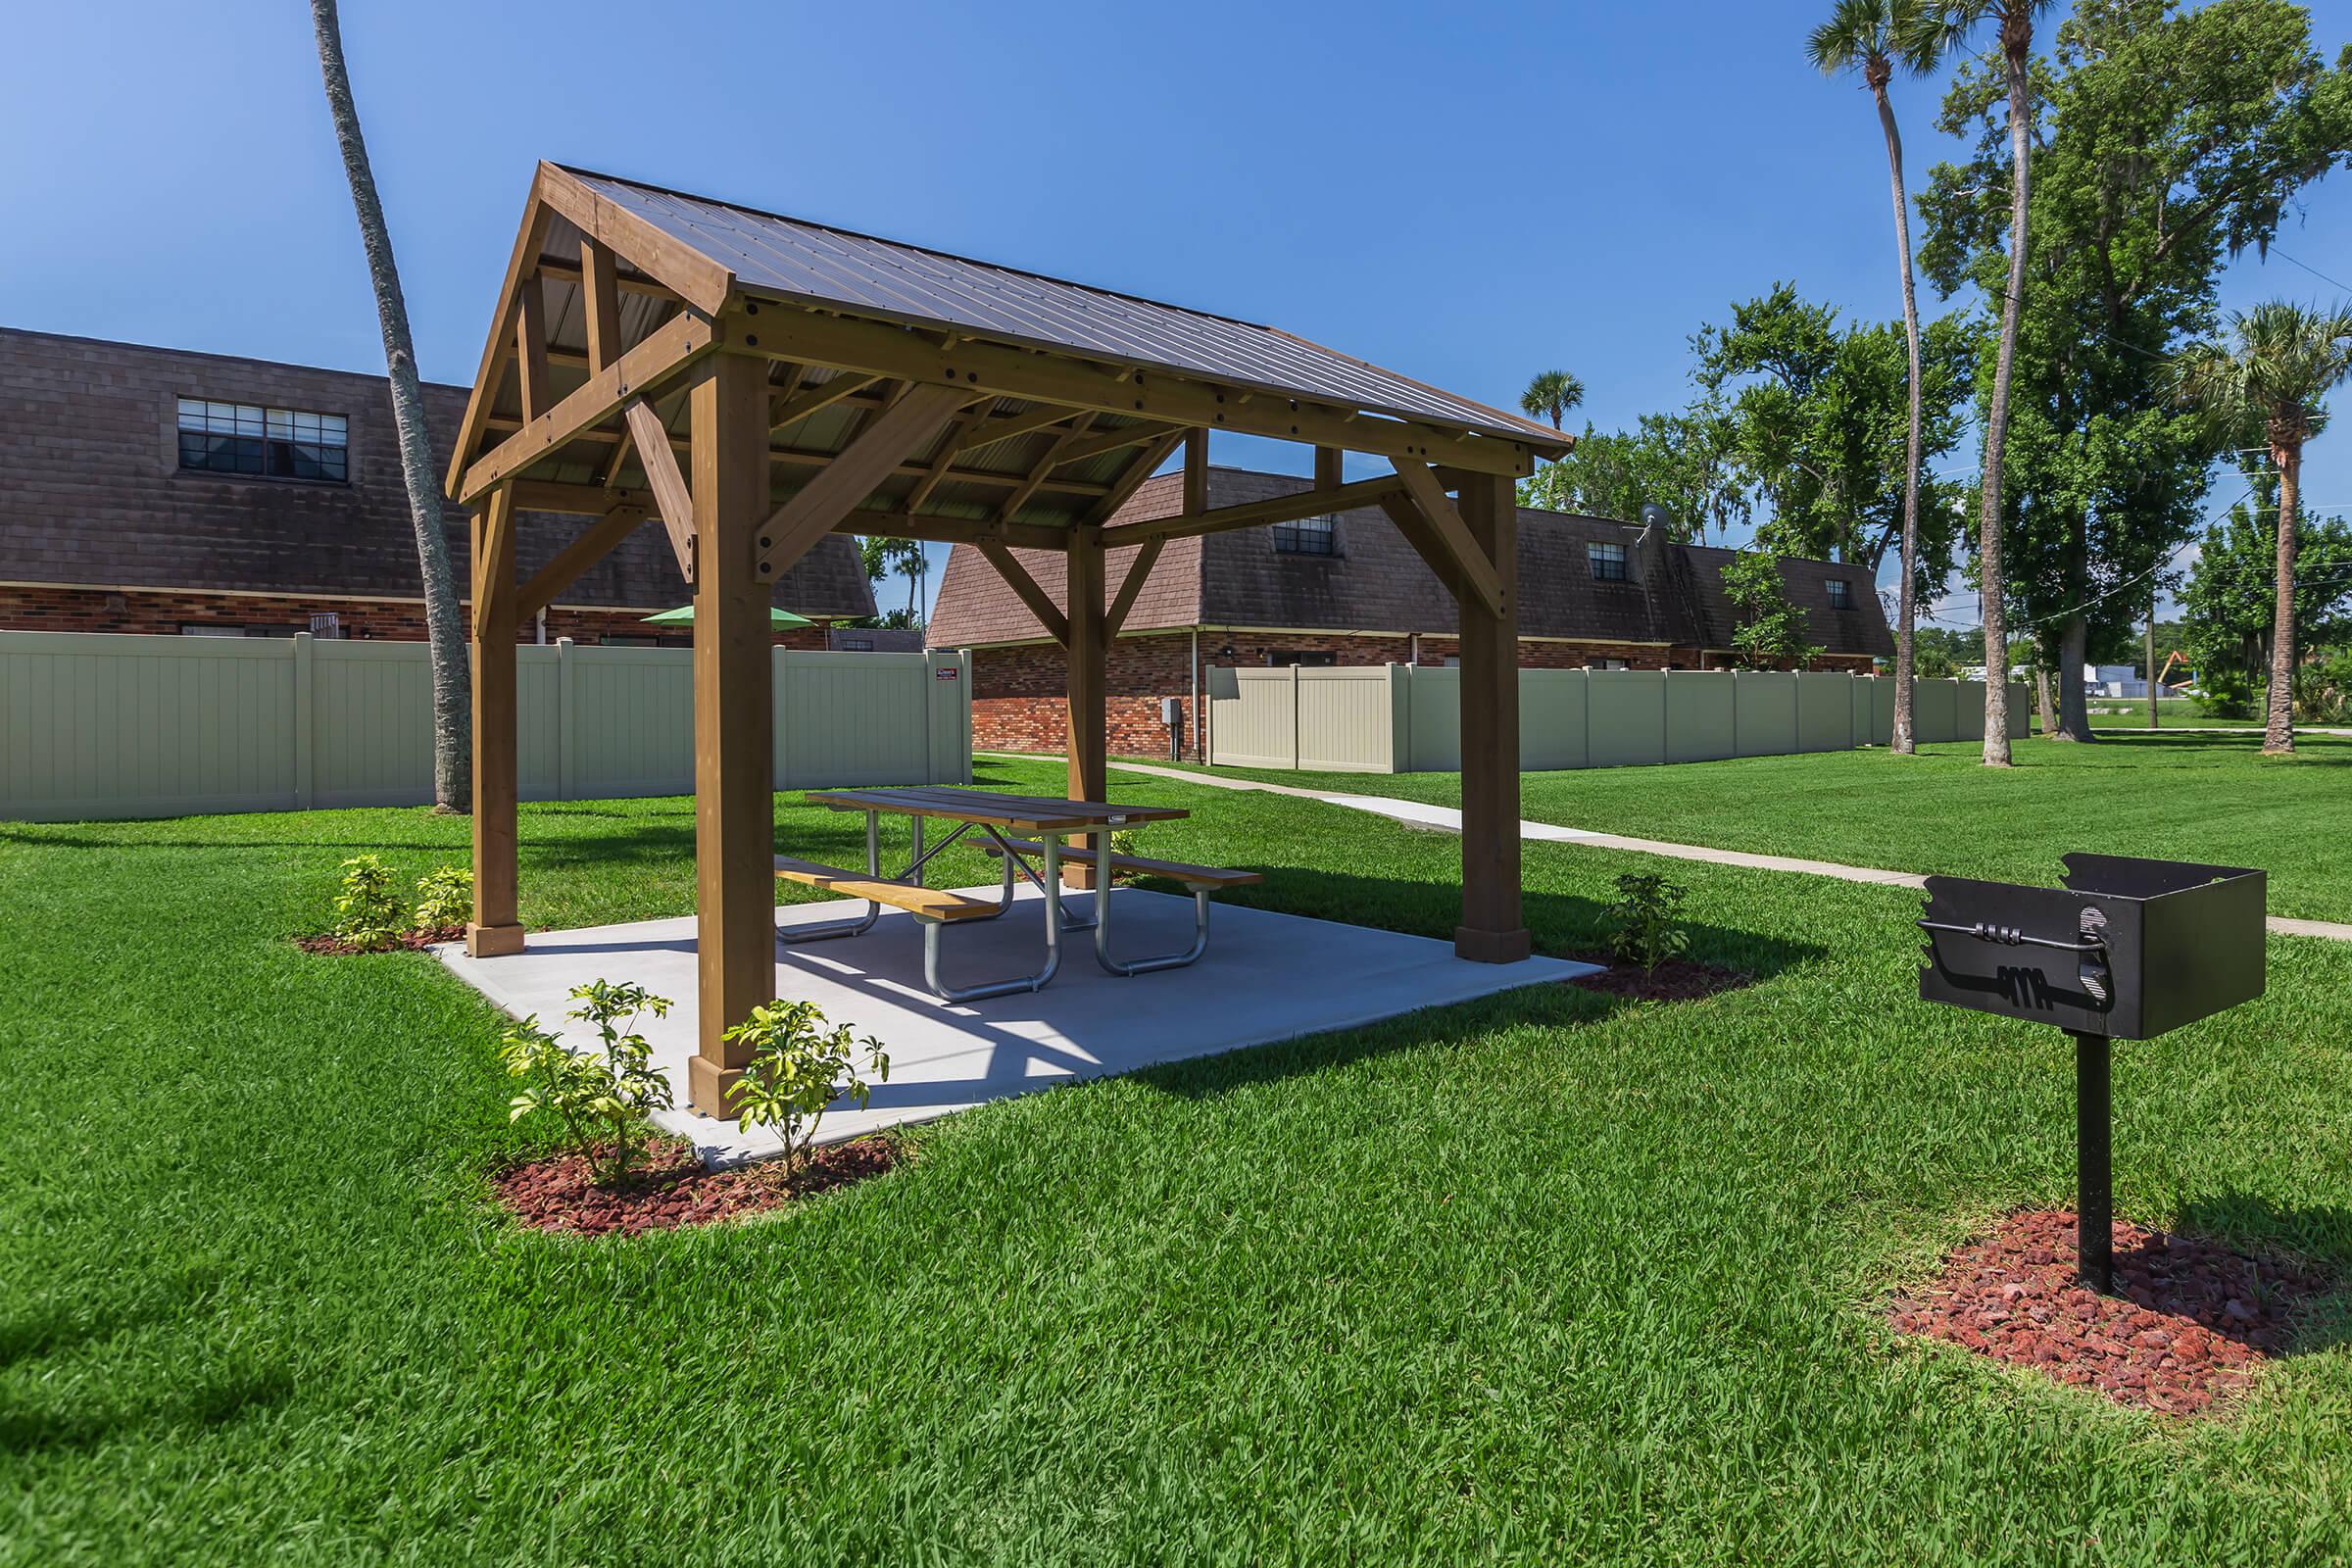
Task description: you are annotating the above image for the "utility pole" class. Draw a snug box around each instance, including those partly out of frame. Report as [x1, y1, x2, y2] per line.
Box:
[2146, 594, 2159, 730]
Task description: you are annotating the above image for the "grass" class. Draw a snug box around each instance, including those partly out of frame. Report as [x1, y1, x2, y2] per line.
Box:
[2054, 697, 2256, 728]
[6, 756, 2352, 1563]
[1194, 730, 2352, 923]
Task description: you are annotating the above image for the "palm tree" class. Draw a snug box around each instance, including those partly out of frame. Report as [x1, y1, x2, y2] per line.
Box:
[1915, 0, 2054, 767]
[2177, 301, 2352, 755]
[1809, 0, 1933, 757]
[311, 0, 469, 808]
[1520, 369, 1586, 431]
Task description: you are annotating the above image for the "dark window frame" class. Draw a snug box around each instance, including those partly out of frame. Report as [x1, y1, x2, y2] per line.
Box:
[1588, 541, 1629, 582]
[1827, 578, 1854, 609]
[1271, 514, 1338, 557]
[175, 396, 350, 484]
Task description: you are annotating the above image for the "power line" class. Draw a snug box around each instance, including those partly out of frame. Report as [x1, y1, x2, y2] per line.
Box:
[2267, 244, 2352, 298]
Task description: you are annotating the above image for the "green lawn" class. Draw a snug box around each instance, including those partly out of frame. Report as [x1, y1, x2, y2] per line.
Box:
[1198, 731, 2352, 923]
[6, 758, 2352, 1563]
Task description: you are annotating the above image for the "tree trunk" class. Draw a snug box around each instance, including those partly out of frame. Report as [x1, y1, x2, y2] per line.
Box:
[1978, 25, 2034, 768]
[1874, 77, 1926, 758]
[312, 0, 469, 809]
[2145, 598, 2159, 730]
[2266, 441, 2300, 755]
[2053, 614, 2093, 741]
[2035, 665, 2055, 735]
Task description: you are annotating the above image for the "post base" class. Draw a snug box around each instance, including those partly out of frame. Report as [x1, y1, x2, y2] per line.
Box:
[465, 922, 525, 957]
[1453, 925, 1532, 963]
[687, 1056, 747, 1119]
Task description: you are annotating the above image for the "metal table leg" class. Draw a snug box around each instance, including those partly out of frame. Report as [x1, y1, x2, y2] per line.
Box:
[1089, 823, 1214, 976]
[776, 809, 884, 945]
[922, 831, 1066, 1003]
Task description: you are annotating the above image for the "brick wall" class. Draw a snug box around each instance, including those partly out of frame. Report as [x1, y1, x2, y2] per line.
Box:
[0, 582, 828, 647]
[966, 629, 1877, 754]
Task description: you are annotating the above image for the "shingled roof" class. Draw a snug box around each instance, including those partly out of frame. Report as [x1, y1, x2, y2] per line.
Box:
[926, 467, 1892, 661]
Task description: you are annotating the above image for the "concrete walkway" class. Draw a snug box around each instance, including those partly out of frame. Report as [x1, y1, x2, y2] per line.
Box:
[980, 753, 2352, 946]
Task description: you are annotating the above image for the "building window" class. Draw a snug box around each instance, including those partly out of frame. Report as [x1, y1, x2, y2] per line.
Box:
[836, 636, 875, 652]
[1272, 514, 1337, 556]
[1264, 649, 1338, 666]
[176, 397, 349, 482]
[1588, 541, 1629, 581]
[1827, 577, 1854, 609]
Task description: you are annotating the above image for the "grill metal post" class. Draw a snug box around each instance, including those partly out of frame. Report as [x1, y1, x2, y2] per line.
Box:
[2071, 1029, 2114, 1294]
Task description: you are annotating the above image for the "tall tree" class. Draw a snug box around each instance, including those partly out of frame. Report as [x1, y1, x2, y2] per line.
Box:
[311, 0, 469, 809]
[1519, 369, 1587, 430]
[2180, 480, 2352, 710]
[1690, 285, 1971, 577]
[1519, 412, 1746, 540]
[1811, 0, 1936, 751]
[1916, 0, 2057, 765]
[1920, 0, 2351, 747]
[2177, 302, 2352, 753]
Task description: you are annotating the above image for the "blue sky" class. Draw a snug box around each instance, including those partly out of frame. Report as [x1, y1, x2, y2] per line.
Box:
[4, 0, 2346, 623]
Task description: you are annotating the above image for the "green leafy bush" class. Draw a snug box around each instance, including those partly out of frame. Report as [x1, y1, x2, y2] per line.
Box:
[723, 1001, 890, 1177]
[2192, 666, 2254, 720]
[412, 865, 472, 931]
[501, 980, 674, 1184]
[331, 855, 406, 952]
[1602, 871, 1690, 971]
[2294, 652, 2352, 724]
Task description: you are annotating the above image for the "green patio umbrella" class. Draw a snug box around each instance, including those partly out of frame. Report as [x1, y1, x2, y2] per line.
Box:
[640, 606, 812, 628]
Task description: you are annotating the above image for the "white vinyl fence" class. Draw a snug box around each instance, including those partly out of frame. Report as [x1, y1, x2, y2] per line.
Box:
[1208, 664, 2030, 773]
[0, 631, 971, 821]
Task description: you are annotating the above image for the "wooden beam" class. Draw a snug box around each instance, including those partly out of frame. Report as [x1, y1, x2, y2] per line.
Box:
[1065, 523, 1107, 878]
[516, 504, 657, 617]
[625, 399, 696, 583]
[534, 253, 680, 302]
[826, 510, 1068, 552]
[995, 413, 1098, 521]
[579, 239, 622, 371]
[1183, 428, 1208, 514]
[1315, 445, 1343, 490]
[1104, 536, 1164, 637]
[753, 383, 974, 580]
[535, 161, 734, 317]
[684, 351, 777, 1117]
[508, 478, 646, 514]
[1114, 474, 1408, 546]
[903, 407, 982, 513]
[1088, 428, 1188, 525]
[444, 195, 552, 501]
[1452, 471, 1528, 963]
[459, 310, 717, 503]
[768, 371, 878, 432]
[1377, 493, 1462, 595]
[466, 488, 522, 958]
[514, 274, 551, 425]
[1387, 459, 1505, 618]
[945, 404, 1086, 457]
[976, 540, 1070, 648]
[739, 301, 1541, 477]
[1045, 420, 1180, 467]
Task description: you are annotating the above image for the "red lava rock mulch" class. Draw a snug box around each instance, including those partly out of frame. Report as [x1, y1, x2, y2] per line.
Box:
[295, 924, 468, 956]
[492, 1136, 900, 1238]
[1887, 1207, 2328, 1415]
[1567, 953, 1754, 1002]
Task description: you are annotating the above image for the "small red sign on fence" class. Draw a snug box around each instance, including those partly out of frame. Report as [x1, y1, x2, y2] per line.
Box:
[935, 666, 958, 680]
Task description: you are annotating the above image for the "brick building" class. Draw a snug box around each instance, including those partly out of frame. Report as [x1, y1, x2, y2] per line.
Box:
[0, 327, 874, 642]
[926, 466, 1893, 756]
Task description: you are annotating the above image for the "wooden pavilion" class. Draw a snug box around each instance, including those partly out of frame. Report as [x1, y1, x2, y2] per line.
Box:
[447, 163, 1576, 1116]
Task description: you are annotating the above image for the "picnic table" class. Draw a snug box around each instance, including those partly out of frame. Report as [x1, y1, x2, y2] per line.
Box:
[777, 787, 1255, 1003]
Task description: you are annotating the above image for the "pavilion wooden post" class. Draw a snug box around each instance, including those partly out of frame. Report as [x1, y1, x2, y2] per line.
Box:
[1064, 521, 1108, 885]
[685, 352, 779, 1117]
[1452, 472, 1529, 962]
[466, 487, 524, 957]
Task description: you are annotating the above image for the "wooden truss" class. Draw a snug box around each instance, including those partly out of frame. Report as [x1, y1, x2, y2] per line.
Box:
[451, 162, 1561, 1115]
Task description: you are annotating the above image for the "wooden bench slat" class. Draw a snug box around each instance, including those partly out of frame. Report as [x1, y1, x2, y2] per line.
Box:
[773, 857, 999, 921]
[981, 839, 1262, 890]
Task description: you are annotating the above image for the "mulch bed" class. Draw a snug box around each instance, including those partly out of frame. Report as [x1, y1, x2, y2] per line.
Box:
[491, 1136, 900, 1238]
[1567, 953, 1754, 1002]
[296, 924, 467, 956]
[1887, 1208, 2328, 1415]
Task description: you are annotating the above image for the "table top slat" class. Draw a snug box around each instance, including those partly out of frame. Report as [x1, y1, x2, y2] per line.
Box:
[805, 785, 1188, 832]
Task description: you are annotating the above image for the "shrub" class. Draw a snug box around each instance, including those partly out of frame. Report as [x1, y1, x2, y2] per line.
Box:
[413, 865, 472, 932]
[2192, 665, 2254, 719]
[2294, 652, 2352, 724]
[331, 855, 406, 952]
[1602, 871, 1690, 971]
[723, 1001, 890, 1178]
[502, 980, 674, 1184]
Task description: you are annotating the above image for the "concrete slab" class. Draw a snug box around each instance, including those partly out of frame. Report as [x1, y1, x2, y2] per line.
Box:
[437, 884, 1592, 1164]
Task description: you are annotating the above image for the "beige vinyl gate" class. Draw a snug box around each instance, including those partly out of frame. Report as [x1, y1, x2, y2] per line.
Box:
[1208, 664, 2028, 773]
[0, 631, 972, 820]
